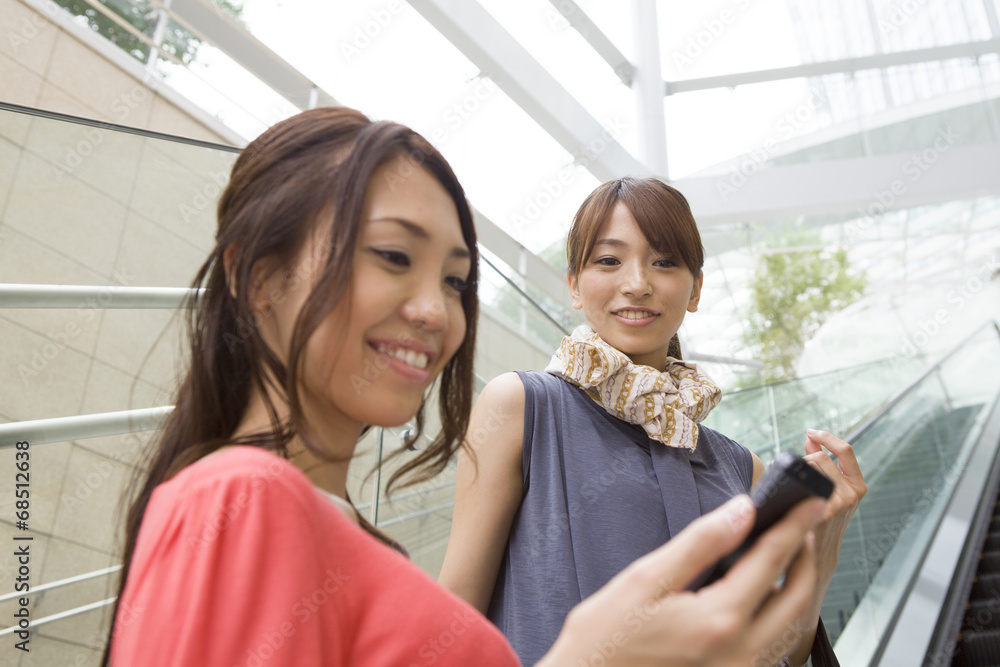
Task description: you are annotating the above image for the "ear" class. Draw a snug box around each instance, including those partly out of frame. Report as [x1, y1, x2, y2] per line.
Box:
[687, 272, 703, 313]
[223, 243, 239, 300]
[223, 243, 272, 313]
[568, 272, 583, 311]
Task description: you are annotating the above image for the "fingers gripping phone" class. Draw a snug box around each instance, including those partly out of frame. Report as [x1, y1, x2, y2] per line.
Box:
[700, 452, 834, 587]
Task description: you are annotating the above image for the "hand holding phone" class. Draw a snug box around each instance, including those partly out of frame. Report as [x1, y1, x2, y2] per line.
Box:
[701, 451, 834, 587]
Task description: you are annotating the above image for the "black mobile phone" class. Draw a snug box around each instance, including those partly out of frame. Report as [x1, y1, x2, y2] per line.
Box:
[699, 451, 834, 587]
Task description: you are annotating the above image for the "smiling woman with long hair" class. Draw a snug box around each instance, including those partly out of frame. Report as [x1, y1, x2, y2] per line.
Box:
[104, 107, 832, 667]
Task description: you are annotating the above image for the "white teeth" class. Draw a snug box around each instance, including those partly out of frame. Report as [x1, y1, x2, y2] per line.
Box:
[617, 311, 654, 320]
[375, 344, 430, 370]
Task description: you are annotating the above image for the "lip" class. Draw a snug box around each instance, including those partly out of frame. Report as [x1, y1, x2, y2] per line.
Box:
[611, 307, 659, 327]
[368, 339, 437, 383]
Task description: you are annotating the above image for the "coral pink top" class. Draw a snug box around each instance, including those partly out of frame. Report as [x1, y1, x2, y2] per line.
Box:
[111, 446, 520, 667]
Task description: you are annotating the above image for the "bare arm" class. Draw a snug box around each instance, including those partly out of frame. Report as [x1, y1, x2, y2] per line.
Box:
[438, 372, 526, 613]
[751, 451, 765, 489]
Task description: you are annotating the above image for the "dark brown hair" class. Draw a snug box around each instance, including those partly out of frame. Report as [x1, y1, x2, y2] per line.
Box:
[566, 177, 704, 358]
[103, 106, 479, 662]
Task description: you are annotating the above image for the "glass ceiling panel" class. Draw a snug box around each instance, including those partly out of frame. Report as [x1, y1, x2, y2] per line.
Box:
[77, 0, 995, 384]
[235, 0, 588, 253]
[657, 0, 803, 79]
[683, 196, 1000, 385]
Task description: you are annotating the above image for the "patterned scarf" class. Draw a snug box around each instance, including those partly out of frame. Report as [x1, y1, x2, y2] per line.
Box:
[545, 325, 722, 451]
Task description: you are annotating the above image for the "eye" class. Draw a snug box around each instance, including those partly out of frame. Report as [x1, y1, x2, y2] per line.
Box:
[372, 249, 410, 267]
[595, 257, 619, 266]
[445, 276, 469, 293]
[653, 258, 676, 268]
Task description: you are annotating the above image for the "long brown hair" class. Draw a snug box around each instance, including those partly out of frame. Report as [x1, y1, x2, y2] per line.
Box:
[103, 106, 479, 662]
[566, 177, 704, 359]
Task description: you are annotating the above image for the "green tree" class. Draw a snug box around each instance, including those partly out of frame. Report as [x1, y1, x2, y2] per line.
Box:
[54, 0, 242, 66]
[743, 248, 866, 383]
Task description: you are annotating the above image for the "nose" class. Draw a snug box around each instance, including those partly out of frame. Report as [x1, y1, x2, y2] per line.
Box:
[621, 261, 651, 297]
[401, 279, 448, 333]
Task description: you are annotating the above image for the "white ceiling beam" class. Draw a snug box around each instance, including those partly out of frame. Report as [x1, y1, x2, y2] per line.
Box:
[473, 208, 570, 306]
[664, 38, 1000, 95]
[633, 0, 668, 177]
[545, 0, 636, 86]
[408, 0, 652, 181]
[675, 143, 1000, 226]
[167, 0, 339, 110]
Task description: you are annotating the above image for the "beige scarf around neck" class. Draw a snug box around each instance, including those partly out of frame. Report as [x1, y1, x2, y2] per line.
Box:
[545, 325, 722, 451]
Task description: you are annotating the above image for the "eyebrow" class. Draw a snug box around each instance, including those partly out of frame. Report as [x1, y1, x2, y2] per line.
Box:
[593, 238, 676, 257]
[370, 217, 471, 259]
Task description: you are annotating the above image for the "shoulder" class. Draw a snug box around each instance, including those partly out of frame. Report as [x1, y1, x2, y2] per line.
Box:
[146, 446, 324, 533]
[697, 425, 755, 490]
[479, 371, 527, 405]
[469, 372, 526, 448]
[697, 424, 745, 452]
[169, 446, 312, 498]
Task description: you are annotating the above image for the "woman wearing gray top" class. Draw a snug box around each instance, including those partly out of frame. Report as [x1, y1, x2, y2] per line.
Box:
[439, 177, 867, 666]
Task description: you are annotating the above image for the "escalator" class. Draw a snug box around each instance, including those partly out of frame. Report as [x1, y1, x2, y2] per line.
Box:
[951, 485, 1000, 666]
[806, 322, 1000, 666]
[824, 403, 983, 639]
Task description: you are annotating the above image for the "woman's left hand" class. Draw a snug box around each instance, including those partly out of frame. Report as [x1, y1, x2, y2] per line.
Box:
[778, 429, 867, 667]
[802, 429, 867, 590]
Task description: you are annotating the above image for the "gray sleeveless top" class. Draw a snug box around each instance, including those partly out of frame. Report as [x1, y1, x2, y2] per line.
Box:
[487, 370, 753, 666]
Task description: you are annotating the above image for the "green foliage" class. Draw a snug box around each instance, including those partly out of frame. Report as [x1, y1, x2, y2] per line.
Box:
[53, 0, 243, 66]
[743, 248, 866, 383]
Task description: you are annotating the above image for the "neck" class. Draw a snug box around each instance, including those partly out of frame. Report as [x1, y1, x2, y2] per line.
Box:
[234, 386, 362, 499]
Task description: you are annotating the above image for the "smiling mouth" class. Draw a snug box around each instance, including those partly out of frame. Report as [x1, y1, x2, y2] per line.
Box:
[613, 310, 658, 320]
[372, 343, 430, 370]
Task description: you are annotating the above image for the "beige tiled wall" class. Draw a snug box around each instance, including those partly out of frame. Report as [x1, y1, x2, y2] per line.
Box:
[0, 0, 239, 663]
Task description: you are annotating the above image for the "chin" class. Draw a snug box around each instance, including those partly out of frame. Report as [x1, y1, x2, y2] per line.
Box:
[356, 395, 424, 428]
